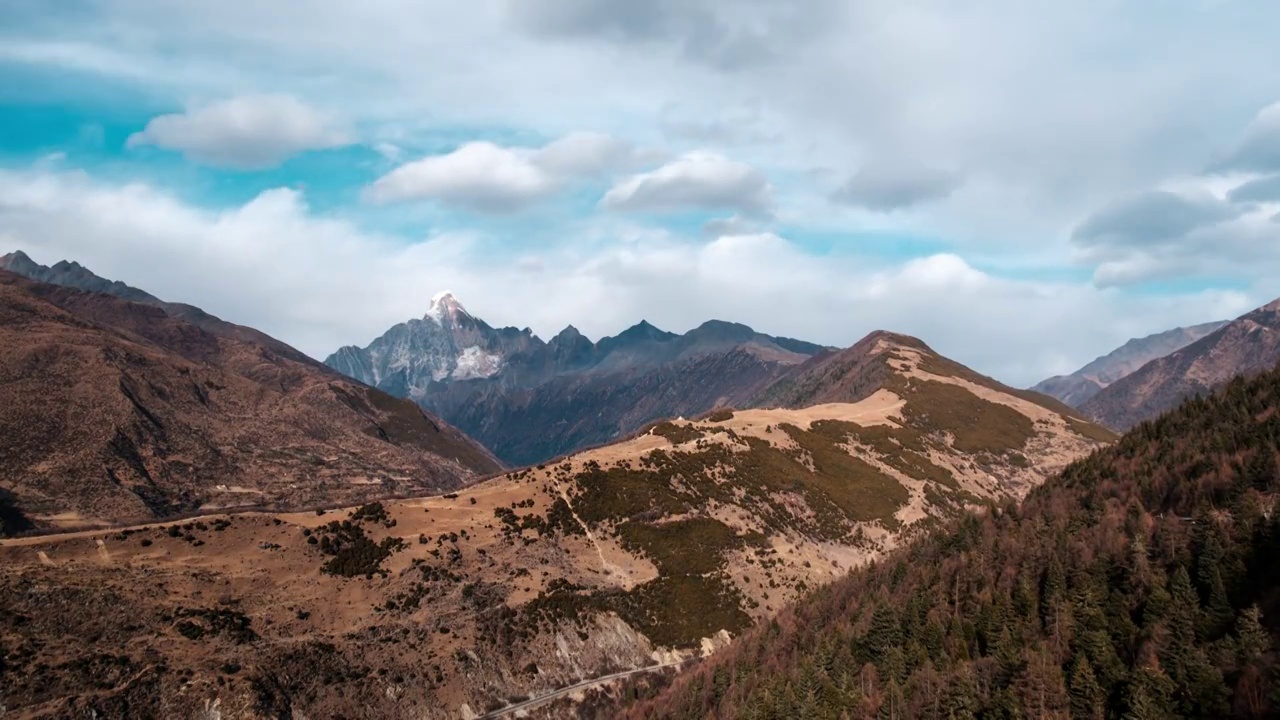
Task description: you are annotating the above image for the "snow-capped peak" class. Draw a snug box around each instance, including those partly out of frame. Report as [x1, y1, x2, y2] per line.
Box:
[425, 290, 471, 325]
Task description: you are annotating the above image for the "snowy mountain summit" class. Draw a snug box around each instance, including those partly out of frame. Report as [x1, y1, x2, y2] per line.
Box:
[326, 291, 524, 397]
[325, 295, 832, 465]
[425, 291, 471, 327]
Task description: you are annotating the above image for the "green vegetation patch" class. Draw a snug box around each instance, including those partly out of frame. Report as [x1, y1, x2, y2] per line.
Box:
[649, 421, 706, 445]
[913, 350, 1117, 444]
[493, 499, 583, 540]
[825, 420, 957, 489]
[516, 571, 751, 650]
[894, 379, 1035, 454]
[611, 575, 751, 649]
[616, 517, 759, 577]
[570, 458, 694, 525]
[704, 409, 736, 423]
[170, 607, 257, 644]
[314, 519, 406, 578]
[349, 502, 392, 526]
[570, 428, 910, 541]
[775, 425, 910, 528]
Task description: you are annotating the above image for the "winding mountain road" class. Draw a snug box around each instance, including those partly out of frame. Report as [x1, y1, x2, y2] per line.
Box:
[478, 660, 690, 719]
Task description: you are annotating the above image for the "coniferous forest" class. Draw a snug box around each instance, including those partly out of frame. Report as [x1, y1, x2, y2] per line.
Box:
[620, 365, 1280, 719]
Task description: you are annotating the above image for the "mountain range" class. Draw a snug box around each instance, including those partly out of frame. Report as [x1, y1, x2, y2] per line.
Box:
[2, 248, 1280, 719]
[1031, 321, 1228, 407]
[1029, 298, 1280, 432]
[0, 253, 499, 532]
[326, 293, 831, 466]
[0, 326, 1113, 718]
[1080, 298, 1280, 430]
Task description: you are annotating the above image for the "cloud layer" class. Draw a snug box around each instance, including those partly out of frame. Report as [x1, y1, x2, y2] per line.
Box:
[126, 94, 352, 169]
[1070, 100, 1280, 287]
[6, 0, 1280, 387]
[0, 165, 1256, 387]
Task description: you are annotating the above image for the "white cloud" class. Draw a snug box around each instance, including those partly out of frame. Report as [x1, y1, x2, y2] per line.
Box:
[1210, 101, 1280, 174]
[601, 151, 773, 215]
[532, 131, 654, 177]
[126, 94, 352, 169]
[366, 141, 557, 211]
[14, 0, 1280, 258]
[1069, 101, 1280, 287]
[701, 214, 760, 237]
[367, 133, 661, 212]
[0, 165, 1260, 388]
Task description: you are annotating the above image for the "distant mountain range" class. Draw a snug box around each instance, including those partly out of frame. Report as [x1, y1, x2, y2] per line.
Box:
[0, 252, 500, 532]
[1081, 298, 1280, 430]
[326, 292, 831, 466]
[1032, 321, 1228, 406]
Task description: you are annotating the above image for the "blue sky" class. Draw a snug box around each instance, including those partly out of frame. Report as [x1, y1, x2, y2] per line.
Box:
[2, 1, 1279, 386]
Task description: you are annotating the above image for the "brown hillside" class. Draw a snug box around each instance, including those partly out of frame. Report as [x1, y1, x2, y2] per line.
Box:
[620, 331, 1280, 720]
[0, 271, 501, 532]
[1082, 298, 1280, 430]
[0, 331, 1113, 718]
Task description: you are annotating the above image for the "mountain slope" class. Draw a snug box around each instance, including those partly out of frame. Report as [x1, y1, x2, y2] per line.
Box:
[1032, 321, 1228, 407]
[622, 354, 1280, 720]
[0, 331, 1113, 718]
[0, 269, 500, 532]
[1081, 299, 1280, 430]
[1, 249, 319, 365]
[326, 296, 830, 466]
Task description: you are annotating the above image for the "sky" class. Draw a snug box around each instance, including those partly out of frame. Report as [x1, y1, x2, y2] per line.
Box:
[2, 1, 1279, 387]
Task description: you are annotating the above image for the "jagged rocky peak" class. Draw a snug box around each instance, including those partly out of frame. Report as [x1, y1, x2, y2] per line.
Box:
[1, 249, 40, 272]
[553, 324, 584, 340]
[615, 319, 676, 343]
[424, 290, 472, 327]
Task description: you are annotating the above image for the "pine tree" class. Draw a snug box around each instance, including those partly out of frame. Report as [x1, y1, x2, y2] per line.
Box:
[1068, 655, 1104, 720]
[1122, 665, 1177, 720]
[863, 603, 903, 666]
[1015, 647, 1070, 719]
[1161, 565, 1230, 717]
[1195, 530, 1235, 638]
[878, 678, 905, 720]
[1041, 554, 1066, 629]
[1236, 604, 1270, 666]
[940, 668, 978, 720]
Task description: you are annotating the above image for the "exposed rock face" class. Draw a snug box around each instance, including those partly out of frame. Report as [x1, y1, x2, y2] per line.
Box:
[327, 301, 829, 466]
[326, 292, 538, 397]
[1081, 299, 1280, 430]
[1031, 320, 1228, 407]
[0, 269, 501, 531]
[0, 331, 1115, 718]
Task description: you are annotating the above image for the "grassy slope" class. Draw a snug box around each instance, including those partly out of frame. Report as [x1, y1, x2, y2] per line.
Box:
[621, 364, 1280, 720]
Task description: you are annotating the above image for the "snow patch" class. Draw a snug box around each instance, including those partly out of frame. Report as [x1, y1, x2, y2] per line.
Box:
[451, 345, 502, 380]
[425, 290, 470, 326]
